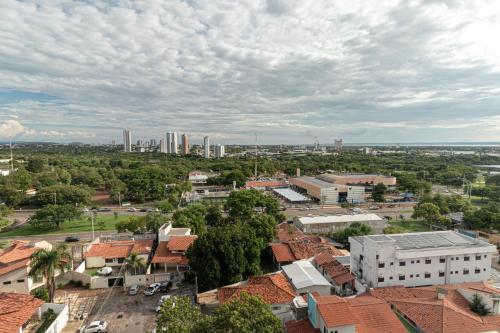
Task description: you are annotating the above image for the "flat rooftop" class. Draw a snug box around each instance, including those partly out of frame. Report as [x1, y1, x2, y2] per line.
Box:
[294, 176, 337, 189]
[282, 260, 331, 289]
[351, 231, 493, 250]
[298, 214, 383, 225]
[273, 188, 310, 202]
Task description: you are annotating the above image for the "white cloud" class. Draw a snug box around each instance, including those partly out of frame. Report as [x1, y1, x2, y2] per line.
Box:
[0, 0, 499, 143]
[0, 120, 25, 138]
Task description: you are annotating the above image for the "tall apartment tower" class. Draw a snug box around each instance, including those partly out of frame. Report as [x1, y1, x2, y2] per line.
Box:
[171, 132, 178, 154]
[123, 129, 131, 152]
[181, 134, 189, 155]
[166, 132, 172, 153]
[160, 139, 166, 153]
[204, 136, 210, 158]
[214, 144, 225, 158]
[334, 139, 343, 152]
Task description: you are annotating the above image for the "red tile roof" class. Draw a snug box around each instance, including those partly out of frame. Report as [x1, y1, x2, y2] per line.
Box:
[313, 294, 406, 333]
[217, 272, 296, 305]
[0, 292, 44, 333]
[271, 236, 345, 263]
[313, 253, 354, 286]
[0, 241, 40, 277]
[276, 222, 305, 242]
[166, 236, 197, 252]
[369, 282, 500, 333]
[285, 319, 320, 333]
[245, 180, 287, 189]
[152, 241, 190, 265]
[85, 239, 153, 259]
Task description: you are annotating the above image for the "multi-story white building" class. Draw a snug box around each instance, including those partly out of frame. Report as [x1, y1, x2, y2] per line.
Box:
[294, 214, 386, 234]
[349, 231, 496, 288]
[214, 144, 225, 158]
[123, 129, 131, 152]
[171, 132, 178, 154]
[204, 136, 210, 158]
[160, 138, 166, 153]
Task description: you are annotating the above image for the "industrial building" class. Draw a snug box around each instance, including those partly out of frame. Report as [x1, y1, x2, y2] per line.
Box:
[293, 214, 386, 234]
[317, 173, 397, 186]
[289, 176, 365, 204]
[349, 231, 496, 288]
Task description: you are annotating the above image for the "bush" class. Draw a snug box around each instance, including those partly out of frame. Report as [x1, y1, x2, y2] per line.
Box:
[31, 288, 50, 302]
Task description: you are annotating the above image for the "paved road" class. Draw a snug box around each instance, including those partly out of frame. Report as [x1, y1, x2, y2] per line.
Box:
[0, 230, 128, 243]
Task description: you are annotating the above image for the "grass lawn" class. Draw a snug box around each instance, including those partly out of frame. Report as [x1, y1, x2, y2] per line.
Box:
[84, 268, 99, 276]
[0, 215, 129, 237]
[388, 219, 430, 233]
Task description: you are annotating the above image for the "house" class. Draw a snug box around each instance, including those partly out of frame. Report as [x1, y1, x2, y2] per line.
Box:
[152, 223, 197, 275]
[285, 292, 406, 333]
[84, 239, 153, 269]
[0, 240, 52, 294]
[282, 260, 332, 296]
[0, 292, 69, 333]
[197, 272, 297, 322]
[293, 214, 386, 234]
[349, 231, 496, 288]
[276, 222, 305, 242]
[313, 252, 355, 296]
[369, 282, 500, 333]
[270, 235, 348, 269]
[188, 171, 208, 184]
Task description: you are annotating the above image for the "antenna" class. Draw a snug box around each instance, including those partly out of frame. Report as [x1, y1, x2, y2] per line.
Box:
[9, 141, 13, 171]
[254, 132, 258, 179]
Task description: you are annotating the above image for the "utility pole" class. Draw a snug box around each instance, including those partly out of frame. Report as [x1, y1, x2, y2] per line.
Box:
[9, 141, 13, 171]
[91, 212, 96, 240]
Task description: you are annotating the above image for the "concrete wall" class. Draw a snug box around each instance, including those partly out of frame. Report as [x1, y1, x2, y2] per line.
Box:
[296, 285, 331, 296]
[0, 267, 31, 293]
[85, 256, 105, 268]
[41, 303, 68, 333]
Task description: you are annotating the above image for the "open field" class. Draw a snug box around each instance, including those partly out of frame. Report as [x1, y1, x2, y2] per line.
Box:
[387, 219, 430, 233]
[0, 215, 129, 237]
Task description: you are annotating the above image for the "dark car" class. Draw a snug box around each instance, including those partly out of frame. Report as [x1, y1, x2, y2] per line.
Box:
[65, 236, 80, 242]
[139, 208, 148, 212]
[159, 281, 173, 293]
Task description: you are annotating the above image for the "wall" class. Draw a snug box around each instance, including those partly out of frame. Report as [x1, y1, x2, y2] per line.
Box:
[0, 267, 31, 293]
[85, 256, 105, 268]
[41, 303, 68, 333]
[296, 285, 331, 296]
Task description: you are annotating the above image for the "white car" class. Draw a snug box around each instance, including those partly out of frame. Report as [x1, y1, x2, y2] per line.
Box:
[155, 295, 171, 312]
[96, 267, 112, 276]
[144, 283, 161, 296]
[81, 320, 107, 333]
[129, 284, 140, 295]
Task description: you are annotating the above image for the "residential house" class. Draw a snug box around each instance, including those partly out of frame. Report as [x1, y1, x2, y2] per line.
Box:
[0, 240, 52, 294]
[197, 272, 297, 323]
[282, 260, 332, 296]
[84, 239, 153, 269]
[285, 293, 406, 333]
[313, 252, 355, 296]
[369, 282, 500, 333]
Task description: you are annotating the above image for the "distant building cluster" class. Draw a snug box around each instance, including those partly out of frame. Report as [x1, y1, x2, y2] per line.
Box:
[121, 129, 225, 158]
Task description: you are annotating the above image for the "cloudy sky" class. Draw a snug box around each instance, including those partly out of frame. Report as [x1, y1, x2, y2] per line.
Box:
[1, 0, 500, 144]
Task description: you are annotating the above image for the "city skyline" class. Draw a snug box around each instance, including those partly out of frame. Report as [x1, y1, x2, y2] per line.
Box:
[1, 1, 500, 144]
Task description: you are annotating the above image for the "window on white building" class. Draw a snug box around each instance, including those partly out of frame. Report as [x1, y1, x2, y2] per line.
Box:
[378, 263, 385, 268]
[399, 275, 405, 281]
[425, 259, 431, 264]
[440, 258, 445, 263]
[378, 277, 384, 282]
[475, 268, 481, 274]
[439, 271, 444, 277]
[399, 261, 406, 267]
[464, 256, 470, 261]
[425, 273, 431, 278]
[463, 269, 469, 275]
[476, 255, 481, 260]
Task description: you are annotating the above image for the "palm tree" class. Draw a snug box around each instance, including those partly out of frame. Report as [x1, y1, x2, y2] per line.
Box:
[125, 252, 145, 275]
[29, 244, 71, 302]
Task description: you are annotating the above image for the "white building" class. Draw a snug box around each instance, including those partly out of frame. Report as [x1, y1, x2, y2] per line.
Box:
[123, 129, 131, 152]
[160, 138, 166, 153]
[293, 214, 386, 234]
[171, 132, 178, 154]
[349, 231, 496, 288]
[214, 144, 225, 158]
[282, 260, 332, 296]
[204, 136, 210, 158]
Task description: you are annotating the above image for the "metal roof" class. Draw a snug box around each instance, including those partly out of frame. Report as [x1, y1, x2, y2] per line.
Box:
[273, 188, 310, 202]
[282, 260, 331, 290]
[298, 214, 383, 225]
[295, 176, 338, 189]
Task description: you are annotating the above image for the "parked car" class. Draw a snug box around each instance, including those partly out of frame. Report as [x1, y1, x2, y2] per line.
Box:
[82, 208, 90, 212]
[64, 236, 80, 242]
[99, 207, 112, 212]
[144, 283, 161, 296]
[155, 295, 172, 312]
[368, 206, 380, 210]
[139, 208, 148, 212]
[159, 281, 173, 293]
[81, 320, 107, 333]
[97, 267, 113, 276]
[147, 208, 160, 212]
[129, 284, 140, 295]
[127, 208, 137, 212]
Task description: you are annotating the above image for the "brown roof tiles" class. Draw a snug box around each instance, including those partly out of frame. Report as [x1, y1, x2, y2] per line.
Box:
[0, 292, 43, 333]
[85, 239, 153, 259]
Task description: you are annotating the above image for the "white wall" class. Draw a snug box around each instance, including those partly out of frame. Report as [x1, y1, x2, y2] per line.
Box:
[296, 285, 331, 296]
[0, 267, 31, 293]
[41, 303, 68, 333]
[85, 256, 105, 268]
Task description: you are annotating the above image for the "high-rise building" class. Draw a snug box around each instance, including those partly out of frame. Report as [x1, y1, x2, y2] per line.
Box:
[204, 136, 210, 158]
[214, 144, 225, 158]
[150, 139, 157, 147]
[334, 139, 343, 152]
[171, 132, 178, 154]
[136, 139, 143, 147]
[181, 134, 189, 155]
[123, 130, 131, 152]
[160, 139, 166, 153]
[166, 132, 172, 154]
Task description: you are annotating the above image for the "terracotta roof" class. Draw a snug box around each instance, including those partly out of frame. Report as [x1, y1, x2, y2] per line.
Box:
[245, 180, 287, 188]
[152, 241, 189, 265]
[0, 241, 40, 277]
[369, 282, 500, 333]
[314, 253, 355, 286]
[217, 272, 296, 305]
[166, 236, 197, 252]
[0, 292, 44, 333]
[271, 236, 346, 263]
[313, 294, 406, 333]
[285, 319, 320, 333]
[85, 239, 153, 259]
[276, 222, 305, 242]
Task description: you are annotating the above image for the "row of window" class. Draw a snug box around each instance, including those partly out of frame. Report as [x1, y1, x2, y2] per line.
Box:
[2, 279, 25, 285]
[378, 254, 487, 268]
[377, 268, 486, 282]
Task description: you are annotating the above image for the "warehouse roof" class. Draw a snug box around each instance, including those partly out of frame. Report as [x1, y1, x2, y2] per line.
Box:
[282, 260, 331, 290]
[293, 176, 337, 189]
[297, 214, 383, 225]
[273, 188, 310, 202]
